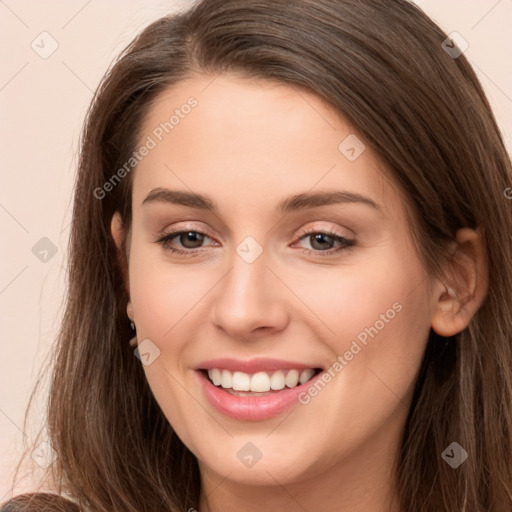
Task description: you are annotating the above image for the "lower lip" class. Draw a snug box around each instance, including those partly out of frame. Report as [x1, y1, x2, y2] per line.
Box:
[197, 370, 323, 421]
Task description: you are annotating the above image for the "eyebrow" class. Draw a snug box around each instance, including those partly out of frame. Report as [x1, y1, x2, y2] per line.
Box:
[142, 187, 381, 213]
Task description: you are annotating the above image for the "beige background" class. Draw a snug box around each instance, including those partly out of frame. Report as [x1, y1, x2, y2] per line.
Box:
[1, 0, 511, 501]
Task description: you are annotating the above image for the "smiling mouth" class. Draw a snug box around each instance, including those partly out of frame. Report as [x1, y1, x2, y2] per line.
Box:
[202, 367, 323, 396]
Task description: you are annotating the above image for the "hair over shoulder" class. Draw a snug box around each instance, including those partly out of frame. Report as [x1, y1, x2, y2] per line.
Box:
[0, 493, 81, 512]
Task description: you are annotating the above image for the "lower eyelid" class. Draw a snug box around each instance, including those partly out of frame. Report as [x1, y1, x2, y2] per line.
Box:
[296, 240, 355, 256]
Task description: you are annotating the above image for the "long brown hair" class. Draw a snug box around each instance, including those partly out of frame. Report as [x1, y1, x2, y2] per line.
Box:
[3, 1, 512, 510]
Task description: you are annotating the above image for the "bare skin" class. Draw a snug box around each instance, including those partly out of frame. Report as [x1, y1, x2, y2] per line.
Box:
[111, 74, 488, 512]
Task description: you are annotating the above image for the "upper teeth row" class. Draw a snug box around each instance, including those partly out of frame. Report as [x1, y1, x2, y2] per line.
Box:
[207, 368, 316, 392]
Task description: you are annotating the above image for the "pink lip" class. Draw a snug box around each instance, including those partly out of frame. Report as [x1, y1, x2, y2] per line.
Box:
[196, 357, 321, 373]
[196, 369, 324, 421]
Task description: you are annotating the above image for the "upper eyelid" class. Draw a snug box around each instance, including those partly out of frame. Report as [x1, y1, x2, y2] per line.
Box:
[161, 225, 217, 242]
[160, 224, 350, 236]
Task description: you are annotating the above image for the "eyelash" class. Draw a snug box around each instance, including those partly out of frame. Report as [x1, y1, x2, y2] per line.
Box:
[156, 226, 356, 258]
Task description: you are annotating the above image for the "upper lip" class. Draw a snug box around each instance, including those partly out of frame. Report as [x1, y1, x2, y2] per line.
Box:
[196, 358, 322, 374]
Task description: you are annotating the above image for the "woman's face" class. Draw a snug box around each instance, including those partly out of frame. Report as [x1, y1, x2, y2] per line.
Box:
[119, 74, 436, 488]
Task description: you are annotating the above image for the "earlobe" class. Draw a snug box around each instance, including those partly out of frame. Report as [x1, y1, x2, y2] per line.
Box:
[431, 286, 467, 337]
[430, 227, 488, 337]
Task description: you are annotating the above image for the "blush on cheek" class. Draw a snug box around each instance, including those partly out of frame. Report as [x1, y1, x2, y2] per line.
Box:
[320, 286, 396, 342]
[130, 267, 214, 353]
[326, 279, 426, 367]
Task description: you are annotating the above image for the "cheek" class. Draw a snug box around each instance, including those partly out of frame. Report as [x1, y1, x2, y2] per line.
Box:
[287, 246, 428, 347]
[341, 257, 431, 411]
[289, 245, 431, 401]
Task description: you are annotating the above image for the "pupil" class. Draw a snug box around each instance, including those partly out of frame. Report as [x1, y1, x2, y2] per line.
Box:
[181, 232, 204, 248]
[311, 233, 333, 250]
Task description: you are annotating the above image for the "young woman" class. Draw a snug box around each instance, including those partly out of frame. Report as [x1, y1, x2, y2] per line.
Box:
[3, 0, 512, 510]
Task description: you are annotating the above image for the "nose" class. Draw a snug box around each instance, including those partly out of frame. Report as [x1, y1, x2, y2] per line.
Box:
[210, 248, 290, 339]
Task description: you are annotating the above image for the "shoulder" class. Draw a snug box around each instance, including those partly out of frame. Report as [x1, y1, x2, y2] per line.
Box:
[0, 493, 81, 512]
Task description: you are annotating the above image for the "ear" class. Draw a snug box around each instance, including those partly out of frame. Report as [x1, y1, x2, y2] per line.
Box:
[431, 227, 488, 337]
[111, 212, 134, 322]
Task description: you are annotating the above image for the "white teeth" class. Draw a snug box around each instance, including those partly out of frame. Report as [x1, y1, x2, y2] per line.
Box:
[250, 372, 271, 392]
[209, 368, 222, 386]
[232, 371, 251, 391]
[269, 370, 285, 390]
[299, 368, 315, 384]
[285, 369, 299, 388]
[220, 369, 232, 389]
[207, 368, 317, 392]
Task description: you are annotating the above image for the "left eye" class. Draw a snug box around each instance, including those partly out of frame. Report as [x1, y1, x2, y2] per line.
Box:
[158, 231, 211, 252]
[294, 230, 356, 255]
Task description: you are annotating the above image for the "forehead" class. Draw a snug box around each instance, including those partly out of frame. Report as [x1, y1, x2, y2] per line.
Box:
[132, 74, 407, 224]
